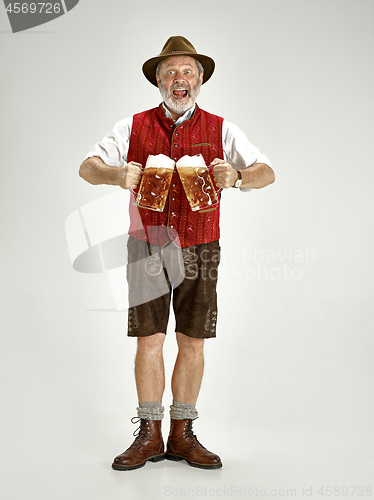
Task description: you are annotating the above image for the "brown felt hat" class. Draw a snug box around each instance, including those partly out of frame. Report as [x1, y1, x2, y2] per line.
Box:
[142, 36, 215, 87]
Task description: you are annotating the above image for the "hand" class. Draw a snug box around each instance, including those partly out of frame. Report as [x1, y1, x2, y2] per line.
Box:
[117, 161, 143, 190]
[211, 158, 238, 189]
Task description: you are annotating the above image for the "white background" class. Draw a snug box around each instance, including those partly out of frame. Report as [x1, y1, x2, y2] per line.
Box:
[1, 0, 373, 499]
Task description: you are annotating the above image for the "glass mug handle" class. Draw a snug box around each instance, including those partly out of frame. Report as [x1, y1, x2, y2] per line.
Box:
[208, 163, 223, 194]
[129, 164, 144, 197]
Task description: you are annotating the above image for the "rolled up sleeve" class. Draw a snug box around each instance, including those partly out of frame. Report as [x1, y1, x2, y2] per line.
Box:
[223, 121, 272, 192]
[84, 117, 133, 167]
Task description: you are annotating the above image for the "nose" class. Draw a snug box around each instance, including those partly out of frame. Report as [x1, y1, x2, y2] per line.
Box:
[173, 70, 185, 83]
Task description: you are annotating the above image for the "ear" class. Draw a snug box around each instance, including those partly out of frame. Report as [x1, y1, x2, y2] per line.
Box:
[156, 74, 161, 87]
[199, 72, 204, 85]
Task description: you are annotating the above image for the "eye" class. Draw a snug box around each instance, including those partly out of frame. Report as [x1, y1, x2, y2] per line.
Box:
[185, 70, 191, 74]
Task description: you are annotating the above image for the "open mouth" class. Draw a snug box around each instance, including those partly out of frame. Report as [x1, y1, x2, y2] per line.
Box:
[172, 88, 189, 99]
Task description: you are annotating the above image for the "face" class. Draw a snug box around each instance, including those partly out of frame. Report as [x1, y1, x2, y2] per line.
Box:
[156, 55, 203, 117]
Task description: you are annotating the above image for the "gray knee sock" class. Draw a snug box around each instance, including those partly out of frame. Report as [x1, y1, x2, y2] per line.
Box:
[137, 401, 164, 420]
[169, 400, 199, 420]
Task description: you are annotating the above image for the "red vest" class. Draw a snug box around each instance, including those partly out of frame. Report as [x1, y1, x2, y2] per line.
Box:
[127, 104, 224, 248]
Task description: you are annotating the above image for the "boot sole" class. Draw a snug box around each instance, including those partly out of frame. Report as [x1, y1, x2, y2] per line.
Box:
[112, 453, 166, 471]
[165, 453, 222, 470]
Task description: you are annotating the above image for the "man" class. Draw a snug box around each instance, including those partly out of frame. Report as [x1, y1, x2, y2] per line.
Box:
[79, 36, 274, 471]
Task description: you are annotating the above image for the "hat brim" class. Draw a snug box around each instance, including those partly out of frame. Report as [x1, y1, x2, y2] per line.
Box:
[142, 53, 215, 87]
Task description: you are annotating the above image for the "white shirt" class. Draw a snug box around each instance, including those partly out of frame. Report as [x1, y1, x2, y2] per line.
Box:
[85, 104, 272, 192]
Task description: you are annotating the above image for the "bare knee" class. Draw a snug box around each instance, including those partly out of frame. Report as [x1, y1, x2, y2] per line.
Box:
[176, 331, 204, 356]
[137, 332, 165, 355]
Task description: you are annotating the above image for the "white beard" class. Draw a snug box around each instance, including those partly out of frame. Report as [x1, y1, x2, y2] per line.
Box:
[159, 81, 201, 116]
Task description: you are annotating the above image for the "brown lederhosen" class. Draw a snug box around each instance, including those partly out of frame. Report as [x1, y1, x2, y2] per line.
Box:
[127, 237, 220, 339]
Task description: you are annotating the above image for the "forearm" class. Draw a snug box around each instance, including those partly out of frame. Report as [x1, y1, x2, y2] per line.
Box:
[79, 156, 122, 186]
[240, 163, 275, 189]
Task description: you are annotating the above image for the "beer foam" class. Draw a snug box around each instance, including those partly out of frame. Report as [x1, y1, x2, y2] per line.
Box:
[146, 154, 175, 169]
[176, 154, 206, 169]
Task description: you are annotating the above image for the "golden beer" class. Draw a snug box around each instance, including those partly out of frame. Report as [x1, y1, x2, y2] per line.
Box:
[176, 155, 219, 211]
[136, 155, 175, 212]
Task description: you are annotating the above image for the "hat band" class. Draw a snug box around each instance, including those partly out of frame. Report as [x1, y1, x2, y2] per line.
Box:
[161, 50, 195, 56]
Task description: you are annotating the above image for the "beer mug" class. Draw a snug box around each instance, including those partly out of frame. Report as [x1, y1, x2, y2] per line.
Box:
[176, 155, 220, 211]
[135, 154, 175, 212]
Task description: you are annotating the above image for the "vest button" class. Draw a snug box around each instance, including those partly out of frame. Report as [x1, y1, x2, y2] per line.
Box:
[175, 133, 179, 136]
[174, 144, 178, 147]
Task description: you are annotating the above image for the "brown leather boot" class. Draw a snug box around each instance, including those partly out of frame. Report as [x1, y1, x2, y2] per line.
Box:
[112, 418, 165, 471]
[166, 418, 222, 469]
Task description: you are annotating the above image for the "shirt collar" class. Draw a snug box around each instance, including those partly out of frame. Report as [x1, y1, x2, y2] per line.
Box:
[162, 102, 196, 125]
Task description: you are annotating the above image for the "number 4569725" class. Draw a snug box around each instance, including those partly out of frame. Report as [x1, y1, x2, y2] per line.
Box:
[6, 3, 61, 14]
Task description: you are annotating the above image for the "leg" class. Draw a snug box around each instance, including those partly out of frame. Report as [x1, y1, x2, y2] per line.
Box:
[113, 239, 170, 471]
[167, 333, 222, 469]
[171, 331, 204, 404]
[135, 332, 166, 402]
[112, 332, 166, 471]
[166, 242, 222, 469]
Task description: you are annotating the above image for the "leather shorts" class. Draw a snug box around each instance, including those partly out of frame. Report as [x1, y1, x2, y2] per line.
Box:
[127, 237, 220, 339]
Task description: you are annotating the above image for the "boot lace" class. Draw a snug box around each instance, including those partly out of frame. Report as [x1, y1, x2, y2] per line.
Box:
[130, 417, 150, 449]
[183, 418, 201, 448]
